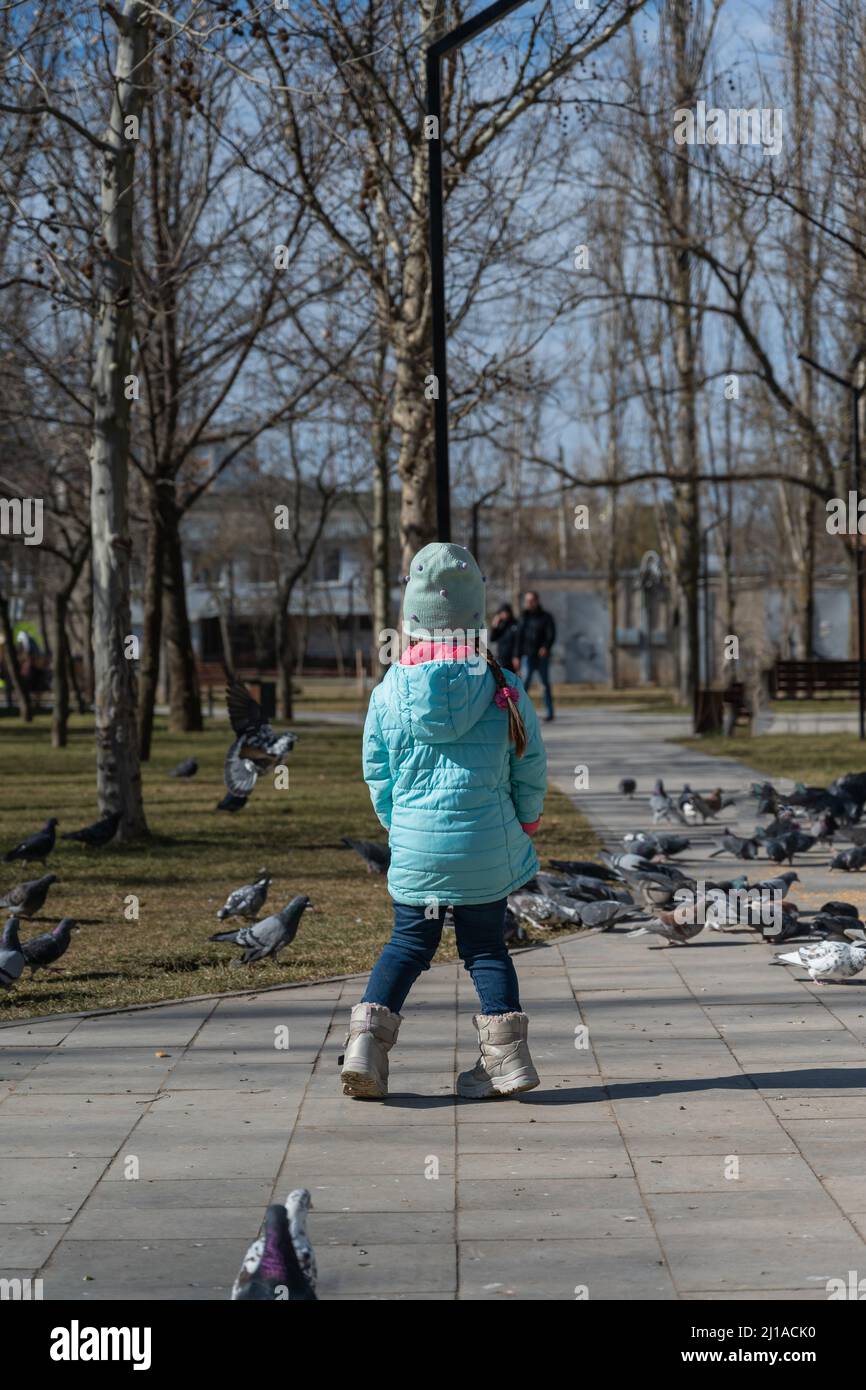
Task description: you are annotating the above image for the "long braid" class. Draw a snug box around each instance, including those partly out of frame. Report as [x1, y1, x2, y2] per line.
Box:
[486, 651, 527, 757]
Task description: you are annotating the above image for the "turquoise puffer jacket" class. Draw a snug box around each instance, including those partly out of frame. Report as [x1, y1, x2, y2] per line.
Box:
[362, 658, 547, 905]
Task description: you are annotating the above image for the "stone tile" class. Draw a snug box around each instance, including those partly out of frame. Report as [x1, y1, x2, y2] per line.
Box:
[458, 1237, 676, 1300]
[633, 1152, 824, 1195]
[316, 1241, 456, 1297]
[59, 1001, 216, 1049]
[0, 1223, 66, 1264]
[457, 1177, 653, 1240]
[0, 1157, 106, 1223]
[0, 1093, 150, 1157]
[274, 1174, 455, 1213]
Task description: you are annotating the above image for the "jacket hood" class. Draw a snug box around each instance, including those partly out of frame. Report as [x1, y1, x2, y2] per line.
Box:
[384, 658, 496, 744]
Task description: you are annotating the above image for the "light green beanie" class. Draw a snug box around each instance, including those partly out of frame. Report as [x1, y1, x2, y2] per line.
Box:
[402, 542, 487, 638]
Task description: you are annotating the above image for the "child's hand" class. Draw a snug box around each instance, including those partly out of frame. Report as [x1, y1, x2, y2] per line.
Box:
[521, 819, 540, 836]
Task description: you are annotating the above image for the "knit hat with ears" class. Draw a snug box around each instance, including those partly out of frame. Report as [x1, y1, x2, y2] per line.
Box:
[402, 542, 487, 637]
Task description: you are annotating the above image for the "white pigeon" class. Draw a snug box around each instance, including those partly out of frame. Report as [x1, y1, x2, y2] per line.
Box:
[286, 1188, 317, 1291]
[775, 940, 866, 984]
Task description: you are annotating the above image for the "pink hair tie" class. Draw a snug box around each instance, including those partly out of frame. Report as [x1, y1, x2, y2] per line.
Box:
[494, 686, 517, 709]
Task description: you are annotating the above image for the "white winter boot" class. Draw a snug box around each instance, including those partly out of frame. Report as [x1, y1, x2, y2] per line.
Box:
[341, 1002, 402, 1098]
[456, 1012, 540, 1098]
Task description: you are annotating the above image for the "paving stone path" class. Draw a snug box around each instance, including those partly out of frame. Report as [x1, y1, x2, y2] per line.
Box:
[2, 708, 866, 1300]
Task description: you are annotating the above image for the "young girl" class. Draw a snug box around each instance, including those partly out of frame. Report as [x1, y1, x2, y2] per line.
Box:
[341, 542, 547, 1100]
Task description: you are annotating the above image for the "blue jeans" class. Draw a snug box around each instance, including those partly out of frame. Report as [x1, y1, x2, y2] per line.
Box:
[363, 898, 521, 1015]
[521, 654, 554, 719]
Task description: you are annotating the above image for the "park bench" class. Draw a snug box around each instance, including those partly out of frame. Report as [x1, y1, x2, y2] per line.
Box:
[770, 659, 861, 699]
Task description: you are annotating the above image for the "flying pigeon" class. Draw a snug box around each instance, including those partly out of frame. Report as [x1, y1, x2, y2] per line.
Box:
[830, 845, 866, 872]
[168, 757, 198, 779]
[342, 838, 391, 875]
[775, 939, 866, 983]
[209, 895, 312, 964]
[0, 873, 58, 918]
[21, 918, 79, 974]
[61, 810, 121, 848]
[217, 792, 248, 813]
[0, 918, 25, 989]
[547, 859, 616, 881]
[3, 818, 58, 866]
[217, 874, 272, 922]
[618, 777, 637, 798]
[231, 1189, 317, 1301]
[224, 680, 298, 799]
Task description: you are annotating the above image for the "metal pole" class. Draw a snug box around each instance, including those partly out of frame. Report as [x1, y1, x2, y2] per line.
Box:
[426, 45, 450, 541]
[426, 0, 533, 543]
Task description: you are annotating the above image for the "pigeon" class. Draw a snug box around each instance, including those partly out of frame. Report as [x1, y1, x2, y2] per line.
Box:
[342, 838, 391, 874]
[61, 810, 121, 848]
[618, 777, 637, 798]
[760, 903, 804, 943]
[231, 1189, 317, 1301]
[224, 680, 298, 798]
[503, 907, 528, 946]
[703, 787, 736, 815]
[3, 818, 58, 866]
[216, 791, 248, 813]
[775, 940, 866, 983]
[0, 873, 58, 918]
[678, 785, 718, 823]
[168, 757, 198, 779]
[627, 906, 705, 946]
[575, 899, 639, 930]
[763, 830, 816, 864]
[21, 918, 79, 974]
[830, 845, 866, 872]
[811, 811, 839, 844]
[547, 860, 616, 881]
[508, 891, 583, 930]
[649, 780, 687, 825]
[209, 895, 312, 964]
[748, 871, 799, 898]
[710, 831, 760, 861]
[217, 874, 272, 922]
[0, 917, 25, 988]
[622, 833, 658, 860]
[757, 811, 801, 839]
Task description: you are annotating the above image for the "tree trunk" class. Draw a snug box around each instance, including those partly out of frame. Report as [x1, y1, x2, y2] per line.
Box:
[162, 500, 202, 732]
[0, 589, 33, 720]
[88, 0, 149, 837]
[275, 602, 294, 720]
[371, 415, 390, 676]
[51, 591, 70, 749]
[137, 499, 164, 760]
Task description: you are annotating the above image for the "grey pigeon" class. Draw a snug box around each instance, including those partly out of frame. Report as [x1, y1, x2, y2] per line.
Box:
[649, 780, 687, 825]
[224, 680, 298, 798]
[209, 895, 312, 964]
[547, 859, 615, 881]
[21, 918, 79, 974]
[0, 917, 25, 989]
[618, 777, 636, 797]
[0, 873, 58, 918]
[764, 830, 815, 864]
[576, 900, 639, 930]
[508, 890, 583, 930]
[748, 871, 799, 898]
[775, 940, 866, 983]
[231, 1188, 317, 1301]
[830, 845, 866, 872]
[62, 810, 121, 848]
[169, 757, 198, 779]
[3, 818, 58, 866]
[710, 831, 760, 861]
[342, 838, 391, 874]
[217, 874, 272, 922]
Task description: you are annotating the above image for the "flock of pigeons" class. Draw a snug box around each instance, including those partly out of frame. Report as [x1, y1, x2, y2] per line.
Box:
[494, 770, 866, 986]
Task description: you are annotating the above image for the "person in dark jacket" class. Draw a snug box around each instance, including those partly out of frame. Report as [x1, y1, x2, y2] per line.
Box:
[490, 604, 518, 670]
[513, 591, 556, 721]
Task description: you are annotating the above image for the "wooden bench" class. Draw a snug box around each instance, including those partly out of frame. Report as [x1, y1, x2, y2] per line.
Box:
[771, 660, 861, 699]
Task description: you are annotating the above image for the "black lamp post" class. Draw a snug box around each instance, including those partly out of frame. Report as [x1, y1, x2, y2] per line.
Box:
[426, 0, 532, 542]
[798, 348, 866, 740]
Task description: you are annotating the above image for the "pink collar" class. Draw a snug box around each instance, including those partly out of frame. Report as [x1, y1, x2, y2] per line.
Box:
[400, 641, 476, 665]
